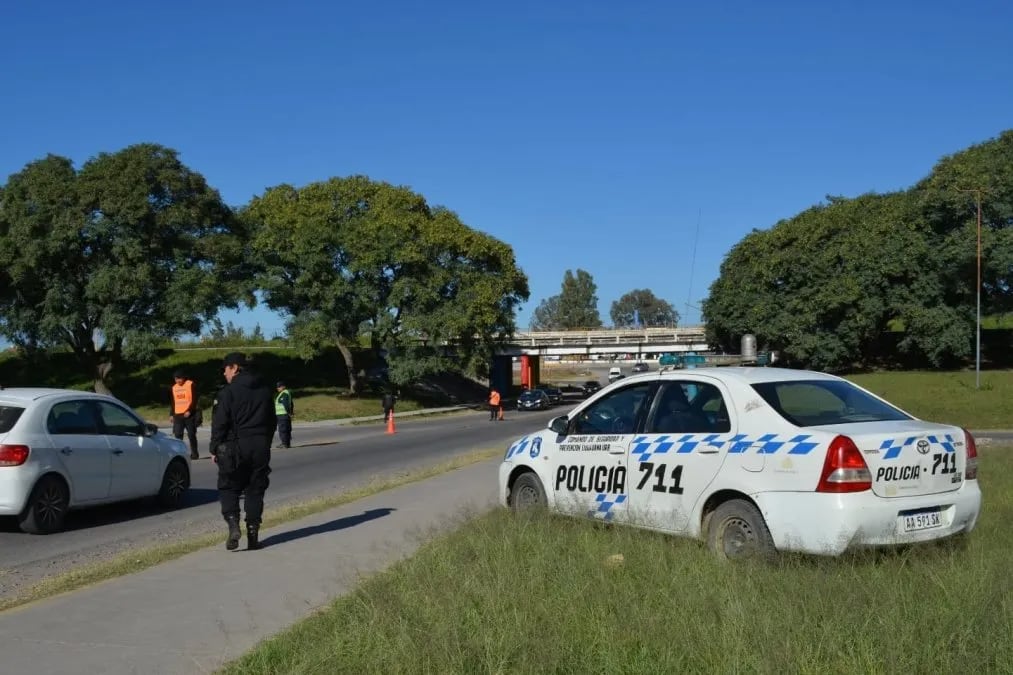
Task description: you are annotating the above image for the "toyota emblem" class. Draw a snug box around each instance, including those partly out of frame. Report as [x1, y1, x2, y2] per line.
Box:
[916, 439, 930, 454]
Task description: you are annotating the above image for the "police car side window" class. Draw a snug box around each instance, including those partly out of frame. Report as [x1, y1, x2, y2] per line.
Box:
[646, 382, 730, 434]
[572, 383, 653, 435]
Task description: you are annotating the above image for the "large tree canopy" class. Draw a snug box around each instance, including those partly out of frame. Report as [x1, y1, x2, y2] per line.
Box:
[530, 269, 602, 330]
[0, 144, 250, 393]
[610, 289, 679, 328]
[244, 176, 529, 390]
[702, 130, 1013, 371]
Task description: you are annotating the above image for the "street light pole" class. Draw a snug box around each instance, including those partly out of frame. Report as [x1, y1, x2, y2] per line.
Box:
[959, 188, 985, 390]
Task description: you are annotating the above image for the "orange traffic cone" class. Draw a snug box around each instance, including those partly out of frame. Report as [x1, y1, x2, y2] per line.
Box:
[386, 411, 396, 434]
[497, 406, 504, 421]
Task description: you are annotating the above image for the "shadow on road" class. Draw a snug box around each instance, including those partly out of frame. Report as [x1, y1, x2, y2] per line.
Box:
[0, 488, 221, 534]
[258, 507, 396, 548]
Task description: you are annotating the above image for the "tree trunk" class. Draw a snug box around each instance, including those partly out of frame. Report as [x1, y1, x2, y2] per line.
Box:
[93, 360, 114, 396]
[335, 338, 360, 395]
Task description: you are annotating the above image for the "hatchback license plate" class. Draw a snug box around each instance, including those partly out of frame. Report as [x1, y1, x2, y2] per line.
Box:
[902, 511, 942, 533]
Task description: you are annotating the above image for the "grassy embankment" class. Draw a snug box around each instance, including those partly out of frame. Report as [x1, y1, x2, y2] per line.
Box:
[0, 345, 488, 422]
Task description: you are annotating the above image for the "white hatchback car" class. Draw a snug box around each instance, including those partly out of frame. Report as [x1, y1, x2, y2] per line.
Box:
[499, 368, 982, 558]
[0, 388, 191, 534]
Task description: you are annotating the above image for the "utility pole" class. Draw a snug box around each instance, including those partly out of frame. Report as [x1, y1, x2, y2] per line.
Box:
[958, 188, 985, 389]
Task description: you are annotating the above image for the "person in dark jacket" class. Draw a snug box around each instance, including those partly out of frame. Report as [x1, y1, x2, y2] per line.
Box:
[210, 352, 277, 551]
[382, 390, 396, 422]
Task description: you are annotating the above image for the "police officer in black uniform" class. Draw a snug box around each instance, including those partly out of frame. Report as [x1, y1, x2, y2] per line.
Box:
[210, 352, 277, 551]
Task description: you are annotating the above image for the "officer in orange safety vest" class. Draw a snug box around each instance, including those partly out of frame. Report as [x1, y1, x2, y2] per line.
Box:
[170, 369, 201, 459]
[488, 388, 502, 421]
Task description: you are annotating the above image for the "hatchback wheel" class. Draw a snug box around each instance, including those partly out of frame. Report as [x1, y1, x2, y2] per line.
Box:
[157, 459, 190, 509]
[19, 475, 70, 534]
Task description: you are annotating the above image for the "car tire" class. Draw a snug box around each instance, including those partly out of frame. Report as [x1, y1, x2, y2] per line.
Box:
[19, 475, 70, 534]
[510, 472, 547, 511]
[157, 459, 190, 509]
[706, 499, 775, 561]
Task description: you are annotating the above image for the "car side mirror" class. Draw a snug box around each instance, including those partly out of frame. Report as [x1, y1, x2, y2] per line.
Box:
[144, 423, 159, 437]
[548, 416, 569, 436]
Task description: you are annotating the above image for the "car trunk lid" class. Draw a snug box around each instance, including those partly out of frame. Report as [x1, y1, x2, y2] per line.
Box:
[812, 420, 966, 498]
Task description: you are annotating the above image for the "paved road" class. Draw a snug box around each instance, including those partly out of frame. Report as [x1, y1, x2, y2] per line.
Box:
[0, 407, 560, 599]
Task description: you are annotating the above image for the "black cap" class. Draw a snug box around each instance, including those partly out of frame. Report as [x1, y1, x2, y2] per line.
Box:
[173, 369, 186, 379]
[276, 380, 286, 388]
[222, 352, 248, 368]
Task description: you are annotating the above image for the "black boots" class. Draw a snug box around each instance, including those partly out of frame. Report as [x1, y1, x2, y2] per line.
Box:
[226, 516, 241, 551]
[225, 517, 263, 551]
[247, 524, 261, 550]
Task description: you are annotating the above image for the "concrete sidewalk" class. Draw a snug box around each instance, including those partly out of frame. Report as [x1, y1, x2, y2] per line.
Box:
[0, 458, 502, 675]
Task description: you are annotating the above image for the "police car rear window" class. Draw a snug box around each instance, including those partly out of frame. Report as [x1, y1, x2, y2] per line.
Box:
[0, 405, 25, 433]
[750, 380, 912, 427]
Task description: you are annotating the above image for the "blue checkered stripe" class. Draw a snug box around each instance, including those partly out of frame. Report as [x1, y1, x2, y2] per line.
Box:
[505, 436, 543, 460]
[630, 433, 820, 462]
[588, 493, 627, 521]
[505, 436, 531, 460]
[880, 434, 956, 460]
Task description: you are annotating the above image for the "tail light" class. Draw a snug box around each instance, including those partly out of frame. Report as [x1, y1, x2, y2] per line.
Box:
[0, 444, 30, 467]
[816, 435, 871, 493]
[963, 428, 978, 480]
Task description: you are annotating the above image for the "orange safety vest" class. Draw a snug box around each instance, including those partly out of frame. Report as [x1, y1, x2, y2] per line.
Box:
[172, 380, 195, 415]
[489, 390, 501, 406]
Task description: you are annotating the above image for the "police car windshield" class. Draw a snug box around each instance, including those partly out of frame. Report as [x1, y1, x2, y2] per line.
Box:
[750, 380, 912, 427]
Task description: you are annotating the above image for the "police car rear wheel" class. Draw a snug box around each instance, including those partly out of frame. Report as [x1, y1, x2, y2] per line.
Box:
[707, 500, 774, 561]
[511, 473, 547, 510]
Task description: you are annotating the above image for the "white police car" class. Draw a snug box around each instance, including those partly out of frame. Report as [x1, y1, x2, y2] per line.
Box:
[499, 368, 982, 558]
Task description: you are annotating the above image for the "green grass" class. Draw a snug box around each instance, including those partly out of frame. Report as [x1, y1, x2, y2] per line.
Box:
[224, 449, 1013, 675]
[847, 370, 1013, 429]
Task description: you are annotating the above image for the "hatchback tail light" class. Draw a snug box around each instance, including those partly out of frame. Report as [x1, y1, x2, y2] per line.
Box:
[0, 444, 30, 467]
[963, 428, 978, 480]
[816, 435, 872, 493]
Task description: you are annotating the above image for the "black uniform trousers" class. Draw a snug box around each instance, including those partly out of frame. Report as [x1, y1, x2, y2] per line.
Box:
[276, 415, 292, 447]
[172, 414, 198, 455]
[218, 436, 272, 526]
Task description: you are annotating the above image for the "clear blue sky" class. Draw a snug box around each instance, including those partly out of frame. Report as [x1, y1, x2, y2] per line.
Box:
[3, 0, 1011, 338]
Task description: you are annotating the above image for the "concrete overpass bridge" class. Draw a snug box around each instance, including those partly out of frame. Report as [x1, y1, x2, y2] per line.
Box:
[489, 326, 713, 391]
[498, 325, 709, 357]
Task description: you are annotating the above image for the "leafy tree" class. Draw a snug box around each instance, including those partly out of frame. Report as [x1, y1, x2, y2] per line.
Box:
[703, 192, 948, 369]
[244, 176, 528, 392]
[558, 269, 603, 329]
[703, 130, 1013, 370]
[610, 289, 679, 327]
[529, 296, 560, 330]
[0, 144, 250, 394]
[530, 270, 603, 330]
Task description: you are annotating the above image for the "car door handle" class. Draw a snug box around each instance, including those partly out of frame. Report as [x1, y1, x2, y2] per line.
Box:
[60, 447, 73, 455]
[699, 449, 721, 455]
[112, 449, 124, 456]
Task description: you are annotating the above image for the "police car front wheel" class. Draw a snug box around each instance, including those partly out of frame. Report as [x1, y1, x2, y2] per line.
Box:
[707, 500, 775, 561]
[510, 473, 547, 511]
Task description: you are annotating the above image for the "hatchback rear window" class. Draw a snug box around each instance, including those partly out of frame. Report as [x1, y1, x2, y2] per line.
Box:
[0, 405, 25, 433]
[750, 380, 912, 427]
